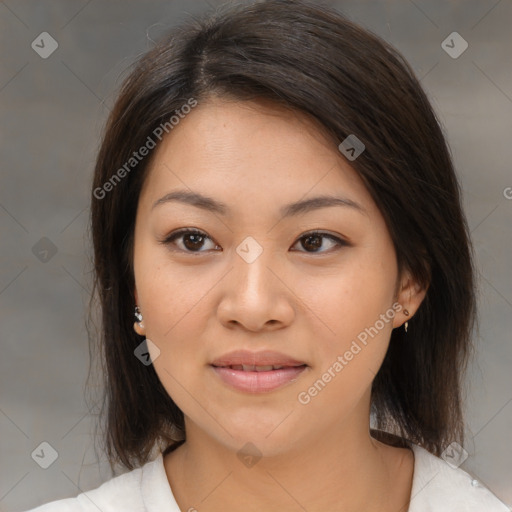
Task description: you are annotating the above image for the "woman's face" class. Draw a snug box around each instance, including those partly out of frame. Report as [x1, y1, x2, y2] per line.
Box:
[133, 98, 420, 456]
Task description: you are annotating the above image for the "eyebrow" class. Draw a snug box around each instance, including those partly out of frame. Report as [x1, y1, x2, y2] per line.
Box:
[151, 189, 367, 217]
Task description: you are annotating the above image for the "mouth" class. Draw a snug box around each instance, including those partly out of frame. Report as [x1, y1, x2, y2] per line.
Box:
[212, 364, 306, 371]
[210, 351, 308, 393]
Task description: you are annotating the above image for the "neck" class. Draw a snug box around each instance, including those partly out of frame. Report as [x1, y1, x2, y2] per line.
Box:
[164, 415, 410, 512]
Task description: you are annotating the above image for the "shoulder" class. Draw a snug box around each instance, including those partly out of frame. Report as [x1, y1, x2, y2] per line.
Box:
[23, 453, 177, 512]
[409, 443, 510, 511]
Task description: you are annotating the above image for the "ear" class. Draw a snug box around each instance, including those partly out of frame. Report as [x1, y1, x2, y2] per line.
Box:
[392, 270, 428, 329]
[134, 319, 146, 336]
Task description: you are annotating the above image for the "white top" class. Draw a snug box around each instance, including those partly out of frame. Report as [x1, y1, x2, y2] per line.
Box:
[25, 443, 510, 511]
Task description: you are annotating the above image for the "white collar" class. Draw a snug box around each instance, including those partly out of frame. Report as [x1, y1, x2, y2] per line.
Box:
[407, 443, 509, 511]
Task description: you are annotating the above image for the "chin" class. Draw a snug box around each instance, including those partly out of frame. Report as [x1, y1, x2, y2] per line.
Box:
[213, 413, 303, 456]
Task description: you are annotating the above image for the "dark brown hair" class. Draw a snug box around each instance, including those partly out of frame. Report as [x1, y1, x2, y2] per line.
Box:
[88, 0, 476, 471]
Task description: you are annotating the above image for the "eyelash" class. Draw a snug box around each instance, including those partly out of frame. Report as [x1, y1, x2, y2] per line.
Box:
[158, 228, 349, 255]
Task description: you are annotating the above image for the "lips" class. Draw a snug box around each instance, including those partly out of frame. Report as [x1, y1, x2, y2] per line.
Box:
[211, 350, 307, 368]
[210, 350, 308, 393]
[222, 364, 292, 371]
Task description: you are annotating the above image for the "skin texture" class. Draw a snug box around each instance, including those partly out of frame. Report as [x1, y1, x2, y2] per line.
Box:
[132, 97, 426, 512]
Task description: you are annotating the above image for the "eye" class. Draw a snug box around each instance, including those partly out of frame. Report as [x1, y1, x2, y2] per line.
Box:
[291, 231, 348, 253]
[159, 228, 220, 253]
[159, 228, 348, 255]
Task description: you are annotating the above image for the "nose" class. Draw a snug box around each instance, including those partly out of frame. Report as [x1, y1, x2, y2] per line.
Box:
[216, 245, 295, 333]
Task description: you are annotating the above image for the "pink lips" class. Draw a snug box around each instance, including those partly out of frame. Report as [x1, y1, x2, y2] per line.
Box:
[211, 350, 308, 393]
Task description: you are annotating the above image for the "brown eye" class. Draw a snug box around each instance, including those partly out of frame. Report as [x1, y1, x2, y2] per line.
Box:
[292, 231, 347, 253]
[160, 229, 220, 253]
[182, 232, 206, 251]
[301, 234, 323, 251]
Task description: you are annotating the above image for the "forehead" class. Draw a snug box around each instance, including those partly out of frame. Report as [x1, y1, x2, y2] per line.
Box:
[139, 98, 375, 217]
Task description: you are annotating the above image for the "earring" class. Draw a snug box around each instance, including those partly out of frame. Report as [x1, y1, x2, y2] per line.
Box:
[403, 308, 409, 333]
[134, 305, 145, 333]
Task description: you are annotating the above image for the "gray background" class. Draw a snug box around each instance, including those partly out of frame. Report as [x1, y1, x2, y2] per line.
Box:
[1, 0, 511, 510]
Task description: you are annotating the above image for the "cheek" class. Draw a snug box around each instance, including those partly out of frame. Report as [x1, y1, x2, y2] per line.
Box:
[142, 267, 212, 408]
[134, 254, 217, 367]
[297, 275, 394, 417]
[306, 257, 395, 335]
[300, 251, 397, 390]
[146, 304, 218, 434]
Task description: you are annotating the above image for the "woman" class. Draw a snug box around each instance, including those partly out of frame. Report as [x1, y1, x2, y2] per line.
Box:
[26, 0, 509, 510]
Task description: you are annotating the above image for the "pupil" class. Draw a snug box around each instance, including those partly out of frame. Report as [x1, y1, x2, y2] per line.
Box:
[303, 235, 322, 251]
